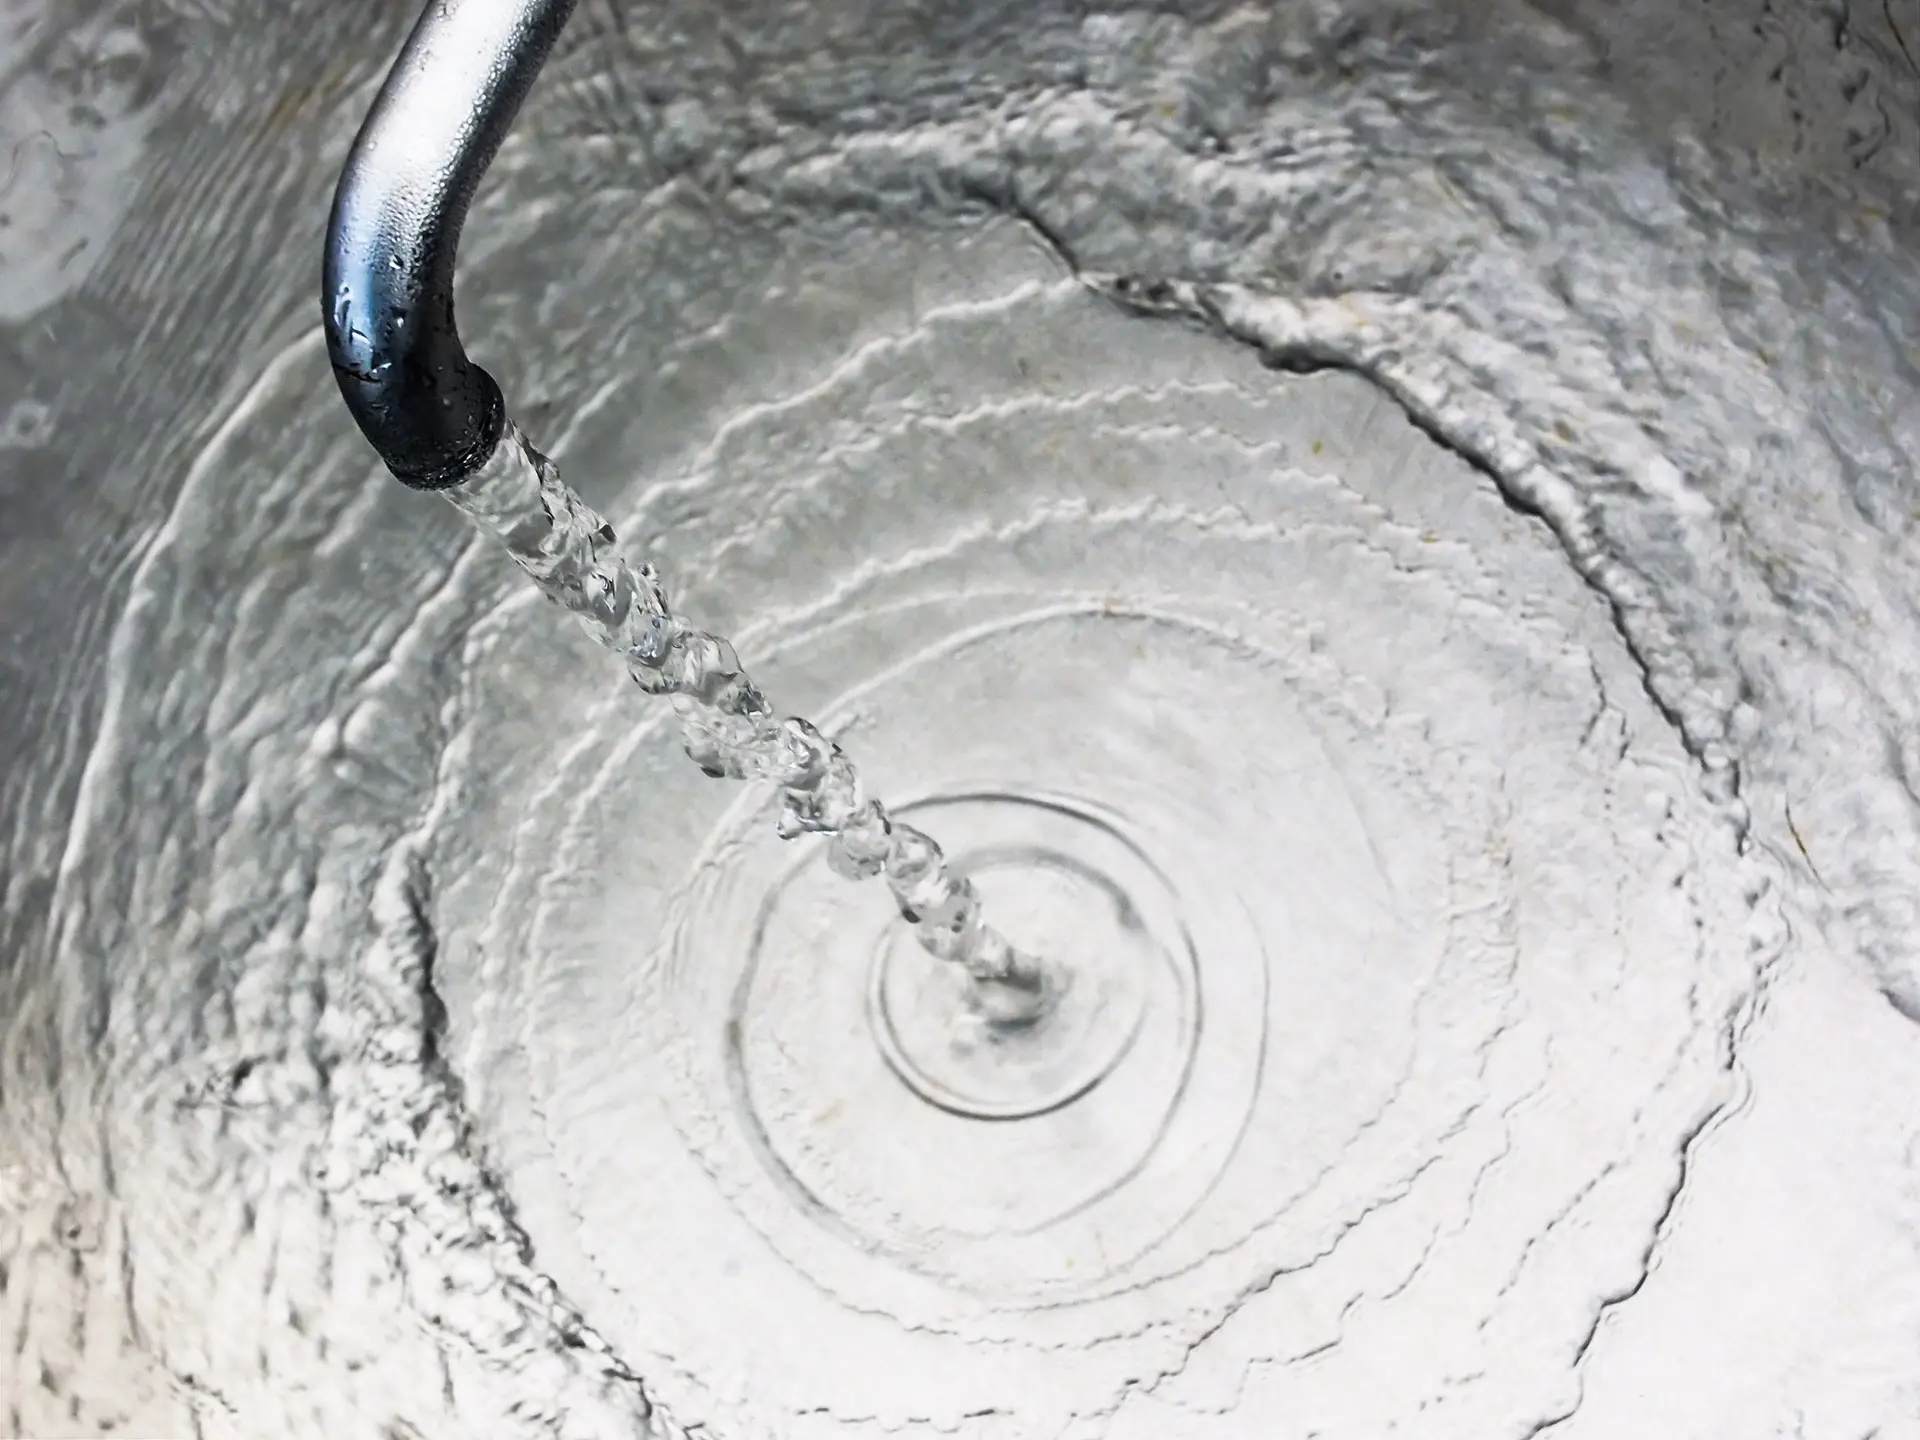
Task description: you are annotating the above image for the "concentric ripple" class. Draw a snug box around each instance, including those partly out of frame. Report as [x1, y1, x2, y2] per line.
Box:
[437, 223, 1759, 1438]
[22, 4, 1920, 1437]
[862, 790, 1176, 1122]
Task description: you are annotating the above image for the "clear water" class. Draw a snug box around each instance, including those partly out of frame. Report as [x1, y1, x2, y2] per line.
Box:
[5, 3, 1920, 1439]
[445, 421, 1052, 1011]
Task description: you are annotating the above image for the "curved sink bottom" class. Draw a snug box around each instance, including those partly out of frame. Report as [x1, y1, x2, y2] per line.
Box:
[4, 4, 1920, 1439]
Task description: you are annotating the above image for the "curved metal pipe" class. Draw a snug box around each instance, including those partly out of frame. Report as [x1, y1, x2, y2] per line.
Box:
[323, 0, 578, 490]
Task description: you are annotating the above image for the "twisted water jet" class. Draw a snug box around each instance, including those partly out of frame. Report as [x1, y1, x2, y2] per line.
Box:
[445, 420, 1057, 1017]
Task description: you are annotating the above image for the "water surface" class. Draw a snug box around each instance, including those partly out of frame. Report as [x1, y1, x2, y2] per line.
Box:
[4, 2, 1920, 1437]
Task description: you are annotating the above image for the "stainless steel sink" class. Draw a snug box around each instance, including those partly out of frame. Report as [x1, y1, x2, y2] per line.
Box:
[5, 2, 1920, 1437]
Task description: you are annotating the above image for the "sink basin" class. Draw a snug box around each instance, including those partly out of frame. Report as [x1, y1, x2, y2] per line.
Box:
[4, 2, 1920, 1437]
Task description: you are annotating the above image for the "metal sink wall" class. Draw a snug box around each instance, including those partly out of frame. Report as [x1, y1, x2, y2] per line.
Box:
[4, 2, 1920, 1437]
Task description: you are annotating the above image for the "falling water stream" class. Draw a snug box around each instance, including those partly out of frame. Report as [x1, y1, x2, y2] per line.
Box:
[6, 2, 1920, 1439]
[447, 421, 1057, 1019]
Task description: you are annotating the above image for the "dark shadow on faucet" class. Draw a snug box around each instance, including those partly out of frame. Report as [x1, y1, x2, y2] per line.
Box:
[322, 0, 578, 490]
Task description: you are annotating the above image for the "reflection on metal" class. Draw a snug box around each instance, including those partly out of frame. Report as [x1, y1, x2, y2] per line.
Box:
[6, 1, 1920, 1437]
[322, 0, 578, 489]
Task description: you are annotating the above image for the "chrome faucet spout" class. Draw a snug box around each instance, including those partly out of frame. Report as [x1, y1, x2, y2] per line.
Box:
[322, 0, 578, 490]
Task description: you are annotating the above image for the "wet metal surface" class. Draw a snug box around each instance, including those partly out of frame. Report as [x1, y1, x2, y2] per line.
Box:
[5, 2, 1920, 1437]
